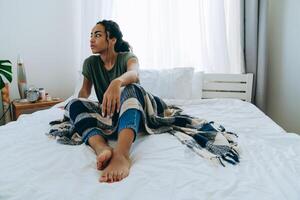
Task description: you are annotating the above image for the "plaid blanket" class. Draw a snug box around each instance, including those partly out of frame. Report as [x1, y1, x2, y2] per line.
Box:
[47, 84, 239, 166]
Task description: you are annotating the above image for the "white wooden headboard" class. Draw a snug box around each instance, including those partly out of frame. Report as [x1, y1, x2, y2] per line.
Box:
[202, 73, 253, 102]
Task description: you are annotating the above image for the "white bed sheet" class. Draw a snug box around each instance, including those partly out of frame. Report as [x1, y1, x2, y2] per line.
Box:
[0, 99, 299, 200]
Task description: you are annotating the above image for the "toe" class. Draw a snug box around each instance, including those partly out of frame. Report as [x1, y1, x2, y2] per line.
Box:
[113, 171, 119, 182]
[117, 171, 123, 181]
[99, 175, 106, 182]
[99, 171, 108, 182]
[97, 161, 101, 170]
[108, 172, 114, 183]
[97, 156, 105, 170]
[97, 151, 112, 170]
[101, 160, 108, 170]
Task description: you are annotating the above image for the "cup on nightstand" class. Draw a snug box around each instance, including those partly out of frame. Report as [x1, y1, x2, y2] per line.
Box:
[39, 88, 46, 101]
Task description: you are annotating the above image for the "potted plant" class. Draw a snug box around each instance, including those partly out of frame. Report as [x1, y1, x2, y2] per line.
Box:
[0, 60, 13, 89]
[0, 60, 13, 124]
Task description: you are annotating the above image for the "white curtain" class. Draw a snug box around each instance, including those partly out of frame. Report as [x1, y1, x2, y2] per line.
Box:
[80, 0, 244, 73]
[79, 0, 113, 67]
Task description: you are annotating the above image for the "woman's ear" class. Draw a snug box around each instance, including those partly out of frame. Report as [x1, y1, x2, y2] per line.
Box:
[111, 38, 117, 45]
[108, 37, 116, 48]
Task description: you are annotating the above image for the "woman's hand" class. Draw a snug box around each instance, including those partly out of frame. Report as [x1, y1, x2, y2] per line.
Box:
[102, 79, 122, 117]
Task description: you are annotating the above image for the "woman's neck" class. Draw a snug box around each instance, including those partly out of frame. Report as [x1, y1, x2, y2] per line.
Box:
[100, 50, 118, 70]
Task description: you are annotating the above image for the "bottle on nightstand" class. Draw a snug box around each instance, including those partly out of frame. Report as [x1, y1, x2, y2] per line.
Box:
[17, 55, 28, 99]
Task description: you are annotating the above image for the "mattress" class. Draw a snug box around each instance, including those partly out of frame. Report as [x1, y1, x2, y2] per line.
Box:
[0, 98, 299, 200]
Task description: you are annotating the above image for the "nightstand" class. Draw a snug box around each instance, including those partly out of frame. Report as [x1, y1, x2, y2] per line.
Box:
[12, 98, 64, 120]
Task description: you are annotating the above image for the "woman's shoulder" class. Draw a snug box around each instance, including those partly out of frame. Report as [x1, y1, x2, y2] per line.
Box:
[82, 55, 102, 71]
[84, 55, 100, 64]
[118, 51, 136, 56]
[118, 51, 138, 62]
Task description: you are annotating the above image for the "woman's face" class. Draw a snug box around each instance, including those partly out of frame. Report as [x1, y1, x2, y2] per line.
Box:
[90, 24, 115, 54]
[90, 24, 107, 54]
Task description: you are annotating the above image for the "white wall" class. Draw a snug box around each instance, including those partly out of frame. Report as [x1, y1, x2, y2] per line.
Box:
[267, 0, 300, 133]
[0, 0, 81, 100]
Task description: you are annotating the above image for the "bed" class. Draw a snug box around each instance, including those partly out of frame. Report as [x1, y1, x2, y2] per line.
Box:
[0, 72, 300, 200]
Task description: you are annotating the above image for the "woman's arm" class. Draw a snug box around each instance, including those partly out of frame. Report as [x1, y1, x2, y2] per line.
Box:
[102, 57, 139, 117]
[114, 57, 139, 86]
[78, 77, 92, 98]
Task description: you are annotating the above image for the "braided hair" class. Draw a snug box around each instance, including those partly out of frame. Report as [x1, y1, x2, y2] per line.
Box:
[96, 20, 131, 52]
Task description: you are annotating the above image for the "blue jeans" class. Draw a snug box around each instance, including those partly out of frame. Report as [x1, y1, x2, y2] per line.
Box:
[83, 85, 145, 145]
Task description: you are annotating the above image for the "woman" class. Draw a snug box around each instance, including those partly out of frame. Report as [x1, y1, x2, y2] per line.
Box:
[75, 20, 142, 183]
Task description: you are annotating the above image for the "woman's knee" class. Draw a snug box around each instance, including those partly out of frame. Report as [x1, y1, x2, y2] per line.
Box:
[121, 85, 145, 107]
[68, 98, 98, 121]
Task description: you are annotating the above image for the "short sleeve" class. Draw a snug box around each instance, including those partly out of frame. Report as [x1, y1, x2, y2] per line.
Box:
[82, 57, 92, 82]
[123, 52, 138, 65]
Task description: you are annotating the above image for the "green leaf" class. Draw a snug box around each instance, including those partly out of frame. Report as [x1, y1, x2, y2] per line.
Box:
[0, 60, 11, 64]
[0, 64, 12, 74]
[0, 60, 13, 90]
[0, 69, 12, 82]
[0, 77, 4, 89]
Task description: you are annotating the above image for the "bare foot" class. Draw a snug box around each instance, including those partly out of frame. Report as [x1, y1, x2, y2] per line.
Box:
[95, 147, 113, 170]
[99, 150, 131, 183]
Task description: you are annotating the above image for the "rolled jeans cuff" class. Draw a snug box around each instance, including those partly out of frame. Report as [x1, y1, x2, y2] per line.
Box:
[82, 128, 105, 145]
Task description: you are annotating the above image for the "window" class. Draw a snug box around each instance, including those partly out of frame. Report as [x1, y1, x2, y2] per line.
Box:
[80, 0, 244, 73]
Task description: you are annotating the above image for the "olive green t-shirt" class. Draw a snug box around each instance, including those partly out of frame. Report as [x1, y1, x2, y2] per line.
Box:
[82, 52, 137, 103]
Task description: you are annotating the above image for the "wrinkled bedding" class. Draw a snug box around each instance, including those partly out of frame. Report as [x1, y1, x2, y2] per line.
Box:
[0, 98, 299, 200]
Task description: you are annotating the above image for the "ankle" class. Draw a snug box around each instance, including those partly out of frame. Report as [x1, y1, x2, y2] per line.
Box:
[113, 148, 129, 158]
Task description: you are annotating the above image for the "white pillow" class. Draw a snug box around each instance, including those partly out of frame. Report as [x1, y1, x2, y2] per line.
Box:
[74, 67, 199, 101]
[139, 67, 194, 99]
[137, 69, 160, 97]
[191, 71, 203, 99]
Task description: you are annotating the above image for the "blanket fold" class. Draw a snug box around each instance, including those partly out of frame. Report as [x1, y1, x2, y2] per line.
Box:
[47, 84, 240, 166]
